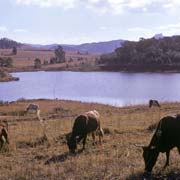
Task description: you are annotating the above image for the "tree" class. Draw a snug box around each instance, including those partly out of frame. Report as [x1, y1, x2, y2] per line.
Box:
[12, 46, 17, 55]
[50, 57, 57, 64]
[43, 60, 49, 65]
[0, 57, 13, 67]
[54, 45, 65, 63]
[34, 58, 41, 68]
[5, 57, 13, 67]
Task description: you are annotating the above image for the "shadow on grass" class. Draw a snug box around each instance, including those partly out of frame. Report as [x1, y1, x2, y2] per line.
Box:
[44, 149, 84, 165]
[17, 135, 48, 149]
[126, 171, 180, 180]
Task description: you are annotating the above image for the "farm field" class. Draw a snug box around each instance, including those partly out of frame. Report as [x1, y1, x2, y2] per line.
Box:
[1, 99, 180, 179]
[0, 48, 100, 72]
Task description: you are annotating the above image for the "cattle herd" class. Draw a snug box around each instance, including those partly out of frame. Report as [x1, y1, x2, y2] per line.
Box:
[1, 100, 180, 177]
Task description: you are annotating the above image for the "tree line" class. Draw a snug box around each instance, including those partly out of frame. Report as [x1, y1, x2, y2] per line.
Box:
[0, 38, 21, 49]
[99, 36, 180, 68]
[34, 45, 65, 68]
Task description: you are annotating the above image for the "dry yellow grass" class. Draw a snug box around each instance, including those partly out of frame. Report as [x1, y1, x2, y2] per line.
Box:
[0, 49, 99, 72]
[0, 99, 180, 179]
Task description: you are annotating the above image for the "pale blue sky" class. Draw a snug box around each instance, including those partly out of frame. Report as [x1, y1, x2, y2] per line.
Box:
[1, 0, 180, 44]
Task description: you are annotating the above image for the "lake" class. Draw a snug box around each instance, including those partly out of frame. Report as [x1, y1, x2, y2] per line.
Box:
[0, 71, 180, 106]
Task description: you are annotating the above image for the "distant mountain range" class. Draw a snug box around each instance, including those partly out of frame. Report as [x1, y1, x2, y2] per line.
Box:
[0, 37, 125, 54]
[27, 39, 125, 54]
[0, 34, 166, 54]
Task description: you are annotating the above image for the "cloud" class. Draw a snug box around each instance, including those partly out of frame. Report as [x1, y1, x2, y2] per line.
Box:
[84, 0, 180, 14]
[100, 26, 108, 30]
[128, 27, 154, 39]
[14, 28, 28, 33]
[16, 0, 76, 8]
[128, 27, 152, 33]
[0, 26, 8, 33]
[15, 0, 180, 14]
[156, 23, 180, 35]
[128, 23, 180, 39]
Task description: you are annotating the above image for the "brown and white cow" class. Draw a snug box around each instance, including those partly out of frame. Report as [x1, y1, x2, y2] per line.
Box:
[67, 110, 103, 153]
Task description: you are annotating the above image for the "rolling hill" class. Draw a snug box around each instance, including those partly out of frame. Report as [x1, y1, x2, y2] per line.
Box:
[0, 37, 125, 54]
[43, 39, 125, 53]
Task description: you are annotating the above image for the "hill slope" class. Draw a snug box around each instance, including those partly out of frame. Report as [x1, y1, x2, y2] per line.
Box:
[99, 35, 180, 72]
[26, 40, 125, 54]
[0, 38, 21, 49]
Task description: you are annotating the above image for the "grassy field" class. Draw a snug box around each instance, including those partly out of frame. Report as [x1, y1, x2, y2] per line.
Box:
[1, 99, 180, 179]
[0, 48, 100, 72]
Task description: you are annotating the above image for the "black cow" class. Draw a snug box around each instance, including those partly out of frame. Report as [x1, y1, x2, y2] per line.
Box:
[67, 110, 103, 153]
[142, 115, 180, 173]
[149, 99, 161, 108]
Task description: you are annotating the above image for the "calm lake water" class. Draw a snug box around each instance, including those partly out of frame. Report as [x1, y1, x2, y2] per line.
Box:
[1, 71, 180, 106]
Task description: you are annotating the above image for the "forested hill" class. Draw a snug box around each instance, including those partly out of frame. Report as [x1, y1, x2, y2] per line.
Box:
[99, 36, 180, 72]
[0, 38, 21, 49]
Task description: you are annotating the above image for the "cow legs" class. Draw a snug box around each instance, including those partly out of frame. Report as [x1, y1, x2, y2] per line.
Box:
[99, 134, 102, 144]
[98, 128, 104, 144]
[82, 134, 87, 150]
[0, 139, 3, 150]
[92, 132, 95, 145]
[2, 129, 9, 144]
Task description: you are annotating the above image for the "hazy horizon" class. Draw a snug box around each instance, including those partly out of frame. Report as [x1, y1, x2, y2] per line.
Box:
[1, 0, 180, 45]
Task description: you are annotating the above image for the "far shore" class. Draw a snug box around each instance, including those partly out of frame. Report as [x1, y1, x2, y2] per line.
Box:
[1, 47, 180, 82]
[7, 64, 180, 73]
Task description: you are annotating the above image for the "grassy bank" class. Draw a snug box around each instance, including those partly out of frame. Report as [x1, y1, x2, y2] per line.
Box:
[1, 99, 180, 179]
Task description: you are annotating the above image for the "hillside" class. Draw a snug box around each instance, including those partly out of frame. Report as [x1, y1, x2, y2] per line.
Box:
[0, 37, 124, 54]
[99, 35, 180, 72]
[28, 39, 125, 54]
[0, 38, 21, 49]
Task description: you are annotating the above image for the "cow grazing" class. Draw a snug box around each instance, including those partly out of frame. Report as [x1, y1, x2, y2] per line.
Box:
[149, 99, 161, 108]
[0, 121, 9, 150]
[67, 110, 103, 153]
[26, 103, 39, 113]
[141, 115, 180, 173]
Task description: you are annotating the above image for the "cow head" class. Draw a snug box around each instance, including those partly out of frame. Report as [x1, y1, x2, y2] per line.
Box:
[67, 135, 77, 153]
[142, 146, 159, 172]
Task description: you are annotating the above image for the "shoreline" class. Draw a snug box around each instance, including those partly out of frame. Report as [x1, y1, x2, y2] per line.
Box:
[1, 64, 180, 82]
[0, 97, 176, 109]
[0, 68, 19, 82]
[8, 64, 180, 74]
